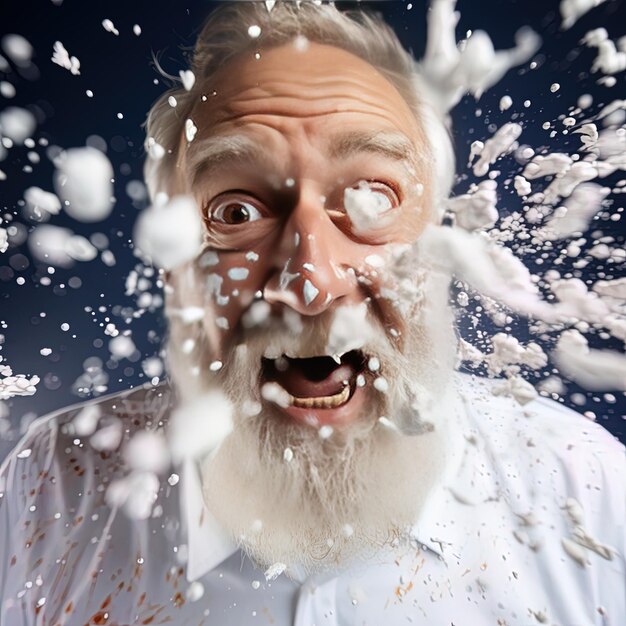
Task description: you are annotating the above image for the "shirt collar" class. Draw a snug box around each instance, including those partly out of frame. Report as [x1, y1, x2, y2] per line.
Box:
[181, 457, 238, 582]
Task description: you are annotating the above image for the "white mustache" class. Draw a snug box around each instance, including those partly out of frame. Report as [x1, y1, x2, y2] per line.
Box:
[231, 303, 389, 364]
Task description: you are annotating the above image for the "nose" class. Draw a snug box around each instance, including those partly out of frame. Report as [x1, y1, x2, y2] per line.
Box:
[263, 191, 357, 315]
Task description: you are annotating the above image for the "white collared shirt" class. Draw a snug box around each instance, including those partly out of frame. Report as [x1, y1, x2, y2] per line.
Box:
[1, 376, 624, 625]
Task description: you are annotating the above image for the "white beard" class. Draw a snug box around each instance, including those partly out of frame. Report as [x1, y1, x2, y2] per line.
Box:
[183, 269, 459, 574]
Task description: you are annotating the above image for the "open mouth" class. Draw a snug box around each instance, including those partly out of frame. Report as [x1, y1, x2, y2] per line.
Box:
[260, 350, 367, 410]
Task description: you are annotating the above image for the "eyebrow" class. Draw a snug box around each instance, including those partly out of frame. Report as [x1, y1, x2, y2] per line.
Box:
[329, 130, 418, 164]
[186, 135, 265, 187]
[186, 129, 419, 188]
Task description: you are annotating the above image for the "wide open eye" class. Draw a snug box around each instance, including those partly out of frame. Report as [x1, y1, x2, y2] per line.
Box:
[209, 196, 264, 225]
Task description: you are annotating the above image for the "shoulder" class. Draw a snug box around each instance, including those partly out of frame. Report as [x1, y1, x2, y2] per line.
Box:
[457, 373, 624, 461]
[0, 383, 175, 619]
[0, 382, 174, 527]
[456, 374, 625, 548]
[3, 381, 172, 462]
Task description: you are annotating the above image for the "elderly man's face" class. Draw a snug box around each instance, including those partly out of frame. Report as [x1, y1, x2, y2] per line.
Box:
[179, 41, 434, 429]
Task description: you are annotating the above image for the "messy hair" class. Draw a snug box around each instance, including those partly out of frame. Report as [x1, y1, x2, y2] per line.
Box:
[144, 1, 455, 211]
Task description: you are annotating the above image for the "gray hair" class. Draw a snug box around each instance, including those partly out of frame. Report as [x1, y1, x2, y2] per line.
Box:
[144, 1, 455, 212]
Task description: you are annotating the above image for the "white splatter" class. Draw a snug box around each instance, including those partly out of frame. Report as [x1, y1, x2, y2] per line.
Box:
[168, 390, 233, 463]
[0, 107, 36, 144]
[51, 41, 80, 75]
[179, 70, 196, 91]
[54, 147, 114, 222]
[264, 562, 287, 581]
[133, 195, 203, 270]
[0, 365, 39, 400]
[448, 179, 499, 230]
[24, 187, 61, 218]
[473, 123, 523, 177]
[344, 181, 393, 233]
[554, 330, 626, 391]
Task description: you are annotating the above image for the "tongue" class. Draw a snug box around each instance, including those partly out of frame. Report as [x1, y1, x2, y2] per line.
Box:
[277, 362, 355, 398]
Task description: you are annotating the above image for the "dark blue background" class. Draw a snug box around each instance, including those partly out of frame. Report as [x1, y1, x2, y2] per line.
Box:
[1, 0, 624, 459]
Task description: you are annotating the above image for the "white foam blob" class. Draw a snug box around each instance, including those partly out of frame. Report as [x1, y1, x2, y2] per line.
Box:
[1, 34, 33, 65]
[0, 106, 36, 144]
[133, 195, 203, 270]
[448, 179, 499, 230]
[124, 430, 170, 474]
[168, 390, 233, 463]
[554, 330, 626, 391]
[344, 181, 393, 233]
[28, 224, 97, 267]
[54, 147, 114, 222]
[51, 41, 80, 75]
[109, 335, 136, 360]
[24, 186, 61, 218]
[473, 123, 523, 177]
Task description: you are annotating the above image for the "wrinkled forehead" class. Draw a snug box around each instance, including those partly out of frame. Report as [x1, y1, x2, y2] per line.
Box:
[184, 41, 427, 153]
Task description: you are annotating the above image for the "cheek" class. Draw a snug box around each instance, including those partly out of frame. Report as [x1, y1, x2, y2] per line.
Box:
[202, 254, 269, 333]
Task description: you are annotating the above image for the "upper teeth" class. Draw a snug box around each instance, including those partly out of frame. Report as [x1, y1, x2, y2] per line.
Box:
[291, 384, 350, 409]
[261, 381, 352, 409]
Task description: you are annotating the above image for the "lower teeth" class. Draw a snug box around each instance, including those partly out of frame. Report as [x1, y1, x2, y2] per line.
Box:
[291, 384, 350, 409]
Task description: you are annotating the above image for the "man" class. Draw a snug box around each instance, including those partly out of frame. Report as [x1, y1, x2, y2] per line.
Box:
[1, 2, 624, 625]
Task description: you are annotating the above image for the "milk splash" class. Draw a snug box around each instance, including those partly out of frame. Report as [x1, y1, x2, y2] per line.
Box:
[0, 0, 624, 519]
[416, 0, 626, 411]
